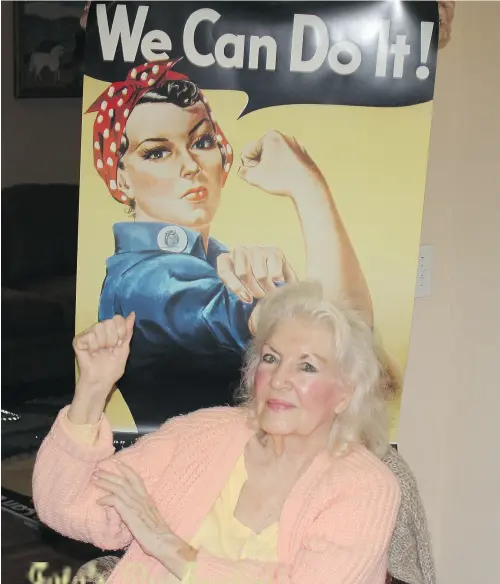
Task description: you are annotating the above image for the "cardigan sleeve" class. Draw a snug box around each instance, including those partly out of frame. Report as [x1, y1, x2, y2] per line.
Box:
[60, 409, 102, 444]
[189, 461, 401, 584]
[32, 405, 180, 551]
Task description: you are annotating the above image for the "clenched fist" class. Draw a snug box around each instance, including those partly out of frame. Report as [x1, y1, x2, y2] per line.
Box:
[73, 313, 135, 395]
[238, 130, 325, 200]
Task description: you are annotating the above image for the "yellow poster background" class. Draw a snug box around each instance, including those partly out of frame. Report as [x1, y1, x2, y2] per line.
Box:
[77, 75, 432, 443]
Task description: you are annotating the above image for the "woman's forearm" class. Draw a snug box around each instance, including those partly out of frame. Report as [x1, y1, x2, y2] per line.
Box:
[32, 405, 132, 550]
[67, 382, 110, 425]
[292, 179, 373, 327]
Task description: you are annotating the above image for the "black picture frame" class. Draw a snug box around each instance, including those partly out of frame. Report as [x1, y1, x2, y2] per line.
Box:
[14, 1, 86, 98]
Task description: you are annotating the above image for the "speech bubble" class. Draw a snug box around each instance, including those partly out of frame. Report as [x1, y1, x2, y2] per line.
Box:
[83, 1, 439, 117]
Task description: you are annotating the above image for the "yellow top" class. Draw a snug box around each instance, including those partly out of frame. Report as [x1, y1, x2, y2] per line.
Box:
[190, 452, 278, 559]
[181, 453, 278, 582]
[62, 414, 278, 583]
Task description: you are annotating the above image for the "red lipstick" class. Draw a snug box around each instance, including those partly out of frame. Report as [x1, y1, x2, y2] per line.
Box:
[182, 187, 208, 202]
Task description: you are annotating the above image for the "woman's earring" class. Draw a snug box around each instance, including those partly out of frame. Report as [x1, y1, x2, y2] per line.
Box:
[125, 198, 136, 218]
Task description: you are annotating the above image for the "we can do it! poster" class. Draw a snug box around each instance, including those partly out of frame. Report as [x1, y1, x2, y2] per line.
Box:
[76, 1, 439, 441]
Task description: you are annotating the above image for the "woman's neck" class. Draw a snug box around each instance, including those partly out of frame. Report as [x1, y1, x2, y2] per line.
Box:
[257, 428, 329, 467]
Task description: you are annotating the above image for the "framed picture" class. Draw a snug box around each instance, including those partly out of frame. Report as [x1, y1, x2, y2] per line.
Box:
[14, 1, 87, 98]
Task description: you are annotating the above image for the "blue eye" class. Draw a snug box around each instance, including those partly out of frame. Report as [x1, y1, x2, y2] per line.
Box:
[301, 362, 318, 373]
[262, 353, 277, 364]
[142, 148, 170, 161]
[192, 133, 216, 150]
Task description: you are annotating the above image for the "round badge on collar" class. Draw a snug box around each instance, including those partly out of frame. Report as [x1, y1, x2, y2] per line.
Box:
[157, 226, 188, 253]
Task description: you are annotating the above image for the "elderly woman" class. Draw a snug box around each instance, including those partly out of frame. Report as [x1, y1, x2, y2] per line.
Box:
[32, 282, 400, 584]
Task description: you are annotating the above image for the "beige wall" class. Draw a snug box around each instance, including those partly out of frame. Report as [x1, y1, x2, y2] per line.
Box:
[1, 1, 82, 187]
[399, 2, 500, 583]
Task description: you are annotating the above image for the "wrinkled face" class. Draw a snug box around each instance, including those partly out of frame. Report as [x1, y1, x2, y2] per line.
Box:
[118, 100, 224, 228]
[253, 318, 351, 439]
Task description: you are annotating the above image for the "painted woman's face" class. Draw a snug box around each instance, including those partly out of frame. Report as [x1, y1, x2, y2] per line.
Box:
[118, 100, 224, 229]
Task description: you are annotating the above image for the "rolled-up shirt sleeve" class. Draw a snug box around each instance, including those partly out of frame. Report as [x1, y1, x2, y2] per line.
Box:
[111, 253, 255, 354]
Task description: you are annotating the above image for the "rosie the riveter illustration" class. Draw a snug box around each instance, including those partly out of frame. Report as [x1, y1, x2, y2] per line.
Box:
[86, 59, 374, 432]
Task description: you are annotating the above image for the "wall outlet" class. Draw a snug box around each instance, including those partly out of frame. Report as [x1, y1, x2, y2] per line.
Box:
[415, 244, 432, 298]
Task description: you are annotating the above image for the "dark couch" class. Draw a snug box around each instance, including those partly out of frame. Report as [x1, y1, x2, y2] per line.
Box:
[2, 183, 79, 392]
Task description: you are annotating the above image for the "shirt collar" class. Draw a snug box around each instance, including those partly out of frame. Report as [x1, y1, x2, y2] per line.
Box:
[113, 222, 226, 264]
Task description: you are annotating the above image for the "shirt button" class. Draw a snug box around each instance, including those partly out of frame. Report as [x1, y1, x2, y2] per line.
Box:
[157, 225, 188, 253]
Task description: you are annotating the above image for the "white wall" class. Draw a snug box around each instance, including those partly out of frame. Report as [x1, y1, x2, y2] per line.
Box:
[399, 3, 500, 583]
[1, 1, 82, 187]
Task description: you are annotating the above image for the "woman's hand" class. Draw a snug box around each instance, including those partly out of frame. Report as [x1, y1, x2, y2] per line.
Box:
[69, 314, 136, 425]
[217, 245, 297, 303]
[73, 313, 135, 395]
[94, 462, 196, 579]
[238, 130, 327, 200]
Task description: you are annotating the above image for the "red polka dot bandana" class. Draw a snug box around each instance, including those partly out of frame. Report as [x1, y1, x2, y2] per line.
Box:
[86, 59, 233, 205]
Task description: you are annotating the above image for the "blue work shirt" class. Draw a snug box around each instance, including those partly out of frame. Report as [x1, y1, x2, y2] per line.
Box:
[99, 222, 255, 432]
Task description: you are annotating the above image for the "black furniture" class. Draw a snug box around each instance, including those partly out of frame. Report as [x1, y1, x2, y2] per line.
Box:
[2, 183, 79, 394]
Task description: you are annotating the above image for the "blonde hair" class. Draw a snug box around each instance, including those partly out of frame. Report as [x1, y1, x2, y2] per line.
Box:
[236, 281, 389, 458]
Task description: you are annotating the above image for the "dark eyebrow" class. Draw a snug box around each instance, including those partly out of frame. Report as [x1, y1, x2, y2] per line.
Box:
[189, 118, 210, 136]
[135, 118, 210, 149]
[136, 137, 169, 149]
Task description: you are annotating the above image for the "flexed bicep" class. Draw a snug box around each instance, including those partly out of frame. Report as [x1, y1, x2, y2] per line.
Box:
[237, 130, 373, 326]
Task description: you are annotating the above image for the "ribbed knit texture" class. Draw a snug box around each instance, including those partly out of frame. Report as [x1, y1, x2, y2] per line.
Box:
[33, 406, 400, 584]
[383, 448, 436, 584]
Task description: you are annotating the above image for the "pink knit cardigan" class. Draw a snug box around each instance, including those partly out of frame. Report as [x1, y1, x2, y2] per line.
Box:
[32, 406, 400, 584]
